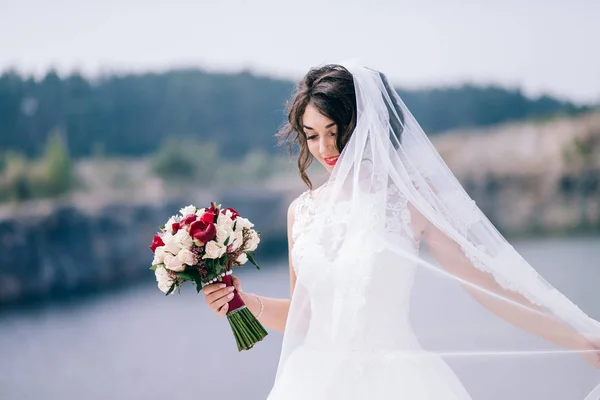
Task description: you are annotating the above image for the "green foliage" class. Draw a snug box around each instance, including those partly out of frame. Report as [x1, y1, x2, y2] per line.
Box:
[563, 135, 600, 168]
[166, 284, 175, 296]
[151, 138, 290, 185]
[0, 151, 32, 202]
[0, 69, 591, 161]
[396, 85, 587, 133]
[39, 129, 73, 195]
[216, 149, 290, 184]
[573, 137, 594, 161]
[246, 252, 259, 269]
[151, 138, 219, 184]
[242, 149, 275, 179]
[0, 129, 74, 202]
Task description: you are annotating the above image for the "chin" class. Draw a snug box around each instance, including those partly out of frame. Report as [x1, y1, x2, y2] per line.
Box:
[318, 162, 334, 173]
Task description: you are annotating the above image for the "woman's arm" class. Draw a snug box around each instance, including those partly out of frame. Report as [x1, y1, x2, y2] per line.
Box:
[422, 220, 596, 359]
[240, 293, 290, 333]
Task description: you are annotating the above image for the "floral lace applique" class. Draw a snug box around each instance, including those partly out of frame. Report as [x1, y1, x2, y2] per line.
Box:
[385, 183, 419, 251]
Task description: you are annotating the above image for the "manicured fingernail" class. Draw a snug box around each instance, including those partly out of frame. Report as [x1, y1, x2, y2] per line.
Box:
[228, 287, 234, 292]
[227, 293, 234, 299]
[219, 284, 226, 288]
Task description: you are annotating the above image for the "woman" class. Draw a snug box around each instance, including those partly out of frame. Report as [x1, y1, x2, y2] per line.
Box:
[203, 63, 600, 399]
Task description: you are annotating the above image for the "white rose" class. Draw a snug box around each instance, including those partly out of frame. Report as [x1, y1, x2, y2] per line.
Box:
[165, 216, 181, 234]
[203, 240, 226, 259]
[152, 246, 167, 265]
[217, 212, 235, 231]
[173, 229, 193, 249]
[228, 231, 244, 251]
[164, 252, 185, 272]
[236, 253, 248, 265]
[162, 236, 180, 255]
[161, 231, 174, 244]
[224, 209, 236, 219]
[180, 205, 197, 217]
[177, 248, 197, 266]
[155, 267, 174, 294]
[195, 208, 206, 217]
[216, 225, 232, 244]
[234, 217, 253, 232]
[244, 231, 260, 252]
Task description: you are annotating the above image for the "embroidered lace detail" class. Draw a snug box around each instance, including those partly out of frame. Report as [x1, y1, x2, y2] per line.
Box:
[292, 190, 313, 243]
[385, 183, 419, 250]
[291, 186, 420, 276]
[442, 190, 485, 235]
[462, 241, 589, 320]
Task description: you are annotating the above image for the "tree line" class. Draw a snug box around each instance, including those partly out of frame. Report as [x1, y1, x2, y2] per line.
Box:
[0, 68, 589, 159]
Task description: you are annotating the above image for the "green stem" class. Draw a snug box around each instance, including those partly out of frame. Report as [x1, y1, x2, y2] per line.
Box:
[226, 306, 268, 351]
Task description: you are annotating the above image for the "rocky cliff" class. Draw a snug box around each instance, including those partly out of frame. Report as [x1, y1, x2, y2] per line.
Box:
[0, 189, 292, 305]
[433, 111, 600, 234]
[1, 111, 598, 305]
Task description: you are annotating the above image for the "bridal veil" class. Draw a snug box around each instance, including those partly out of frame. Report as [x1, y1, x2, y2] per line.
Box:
[270, 61, 600, 399]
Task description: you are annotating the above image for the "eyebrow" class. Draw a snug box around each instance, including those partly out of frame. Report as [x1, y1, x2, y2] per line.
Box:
[302, 122, 336, 131]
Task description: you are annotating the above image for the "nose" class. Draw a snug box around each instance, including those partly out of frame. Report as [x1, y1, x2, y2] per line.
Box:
[319, 134, 335, 156]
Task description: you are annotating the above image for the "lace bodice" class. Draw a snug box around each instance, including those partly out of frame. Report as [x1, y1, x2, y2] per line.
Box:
[291, 188, 420, 270]
[290, 189, 422, 351]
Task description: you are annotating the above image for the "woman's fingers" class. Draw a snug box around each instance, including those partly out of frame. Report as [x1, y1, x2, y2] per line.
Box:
[206, 286, 234, 305]
[202, 283, 226, 296]
[202, 276, 243, 317]
[217, 302, 229, 318]
[210, 290, 235, 312]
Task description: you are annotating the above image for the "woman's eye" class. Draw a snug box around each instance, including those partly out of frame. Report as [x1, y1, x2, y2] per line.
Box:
[307, 135, 317, 140]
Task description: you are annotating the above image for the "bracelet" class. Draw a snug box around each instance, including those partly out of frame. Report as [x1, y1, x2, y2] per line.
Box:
[253, 294, 264, 319]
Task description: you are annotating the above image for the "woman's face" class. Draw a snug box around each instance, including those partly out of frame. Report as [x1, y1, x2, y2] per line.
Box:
[301, 103, 340, 173]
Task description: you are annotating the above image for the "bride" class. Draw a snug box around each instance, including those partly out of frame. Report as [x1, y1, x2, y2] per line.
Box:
[203, 62, 600, 399]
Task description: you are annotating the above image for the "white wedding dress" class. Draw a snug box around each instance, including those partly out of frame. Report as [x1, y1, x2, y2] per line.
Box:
[265, 62, 600, 399]
[267, 190, 473, 399]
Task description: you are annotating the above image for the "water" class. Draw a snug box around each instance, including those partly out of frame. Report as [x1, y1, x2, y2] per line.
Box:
[1, 237, 599, 400]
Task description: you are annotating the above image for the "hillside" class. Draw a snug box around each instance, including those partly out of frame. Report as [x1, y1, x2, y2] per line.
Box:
[0, 69, 590, 160]
[432, 111, 600, 233]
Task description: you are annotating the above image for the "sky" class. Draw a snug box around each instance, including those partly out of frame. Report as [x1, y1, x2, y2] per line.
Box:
[1, 0, 599, 104]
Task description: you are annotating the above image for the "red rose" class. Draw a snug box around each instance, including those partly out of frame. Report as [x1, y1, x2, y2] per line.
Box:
[199, 210, 216, 223]
[223, 207, 240, 220]
[172, 222, 180, 234]
[181, 214, 197, 226]
[189, 220, 216, 245]
[149, 234, 164, 253]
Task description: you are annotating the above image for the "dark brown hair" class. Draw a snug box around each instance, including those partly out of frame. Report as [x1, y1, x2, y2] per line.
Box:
[276, 64, 357, 190]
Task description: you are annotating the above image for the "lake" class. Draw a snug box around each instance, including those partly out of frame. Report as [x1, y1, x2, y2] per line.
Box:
[1, 236, 600, 400]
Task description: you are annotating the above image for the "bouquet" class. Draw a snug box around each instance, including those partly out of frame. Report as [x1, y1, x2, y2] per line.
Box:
[149, 202, 268, 351]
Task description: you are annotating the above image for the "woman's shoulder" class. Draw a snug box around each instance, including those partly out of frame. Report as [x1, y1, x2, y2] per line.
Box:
[288, 189, 311, 220]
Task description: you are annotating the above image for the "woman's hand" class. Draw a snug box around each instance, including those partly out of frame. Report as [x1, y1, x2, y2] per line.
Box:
[572, 334, 600, 368]
[202, 275, 243, 318]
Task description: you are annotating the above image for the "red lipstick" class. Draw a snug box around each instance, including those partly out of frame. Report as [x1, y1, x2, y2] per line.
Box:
[323, 155, 339, 166]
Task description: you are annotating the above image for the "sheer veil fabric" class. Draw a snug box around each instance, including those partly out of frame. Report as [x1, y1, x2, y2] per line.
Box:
[267, 62, 600, 399]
